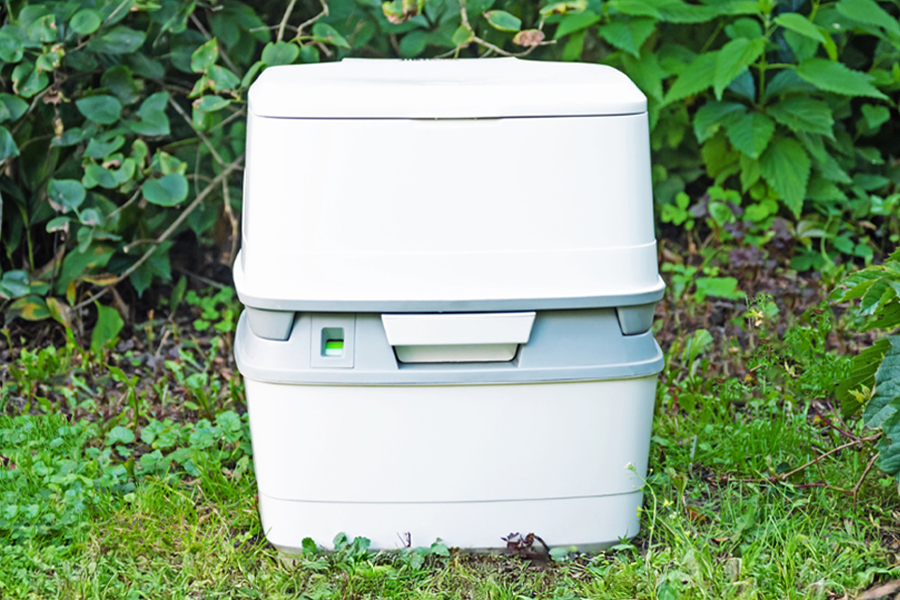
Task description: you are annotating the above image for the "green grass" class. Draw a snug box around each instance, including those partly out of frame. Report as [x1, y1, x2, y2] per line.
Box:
[2, 292, 899, 599]
[1, 403, 897, 600]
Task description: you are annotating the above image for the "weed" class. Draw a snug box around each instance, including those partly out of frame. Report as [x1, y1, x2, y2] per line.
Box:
[186, 287, 238, 333]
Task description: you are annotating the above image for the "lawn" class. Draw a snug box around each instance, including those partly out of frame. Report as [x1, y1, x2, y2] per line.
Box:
[2, 270, 899, 600]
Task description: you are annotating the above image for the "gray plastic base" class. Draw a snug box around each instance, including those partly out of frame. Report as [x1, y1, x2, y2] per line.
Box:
[235, 308, 663, 385]
[616, 303, 656, 335]
[245, 308, 295, 341]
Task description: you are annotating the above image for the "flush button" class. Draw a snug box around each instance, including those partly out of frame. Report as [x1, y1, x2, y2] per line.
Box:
[310, 316, 355, 368]
[322, 328, 344, 357]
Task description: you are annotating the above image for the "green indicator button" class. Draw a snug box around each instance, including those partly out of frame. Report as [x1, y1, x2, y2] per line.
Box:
[324, 339, 344, 357]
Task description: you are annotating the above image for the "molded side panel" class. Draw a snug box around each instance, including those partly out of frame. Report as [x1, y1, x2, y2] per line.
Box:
[239, 114, 657, 305]
[246, 377, 656, 503]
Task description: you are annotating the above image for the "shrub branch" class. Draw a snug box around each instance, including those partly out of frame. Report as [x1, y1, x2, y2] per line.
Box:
[73, 156, 245, 311]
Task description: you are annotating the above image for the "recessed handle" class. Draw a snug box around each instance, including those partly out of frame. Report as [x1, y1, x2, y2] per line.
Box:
[381, 312, 536, 363]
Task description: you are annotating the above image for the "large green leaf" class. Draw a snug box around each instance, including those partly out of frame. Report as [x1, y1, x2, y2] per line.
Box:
[622, 52, 666, 102]
[765, 98, 834, 137]
[12, 63, 49, 98]
[7, 295, 50, 321]
[692, 101, 746, 143]
[871, 302, 900, 332]
[714, 37, 765, 100]
[609, 0, 661, 18]
[85, 136, 125, 160]
[878, 404, 900, 476]
[191, 38, 219, 73]
[664, 51, 718, 104]
[795, 58, 887, 99]
[695, 277, 744, 301]
[612, 0, 757, 23]
[196, 96, 231, 112]
[452, 26, 475, 46]
[54, 245, 114, 294]
[773, 13, 825, 42]
[486, 10, 523, 32]
[312, 23, 351, 49]
[86, 26, 146, 54]
[835, 269, 882, 303]
[597, 18, 655, 56]
[131, 91, 170, 136]
[76, 95, 123, 125]
[261, 41, 299, 67]
[105, 426, 135, 446]
[83, 164, 118, 189]
[759, 137, 810, 216]
[399, 31, 429, 57]
[0, 94, 28, 123]
[91, 304, 124, 355]
[864, 336, 900, 428]
[143, 173, 189, 206]
[724, 111, 774, 159]
[860, 278, 895, 315]
[207, 65, 239, 92]
[861, 104, 891, 130]
[28, 15, 57, 43]
[0, 271, 30, 299]
[0, 126, 19, 162]
[0, 31, 24, 62]
[48, 179, 86, 213]
[101, 65, 140, 105]
[70, 9, 103, 35]
[739, 153, 760, 191]
[838, 337, 889, 417]
[836, 0, 900, 35]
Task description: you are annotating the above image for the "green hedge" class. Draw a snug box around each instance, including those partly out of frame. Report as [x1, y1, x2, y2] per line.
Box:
[0, 0, 898, 325]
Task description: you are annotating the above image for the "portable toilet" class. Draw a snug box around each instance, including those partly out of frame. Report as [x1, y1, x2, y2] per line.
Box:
[234, 58, 664, 552]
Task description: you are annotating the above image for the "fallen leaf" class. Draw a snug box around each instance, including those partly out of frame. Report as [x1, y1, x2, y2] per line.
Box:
[858, 580, 900, 600]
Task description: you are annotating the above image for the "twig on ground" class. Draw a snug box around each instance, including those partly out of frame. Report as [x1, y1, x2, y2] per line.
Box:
[724, 434, 881, 495]
[779, 435, 880, 481]
[812, 403, 857, 439]
[852, 452, 880, 498]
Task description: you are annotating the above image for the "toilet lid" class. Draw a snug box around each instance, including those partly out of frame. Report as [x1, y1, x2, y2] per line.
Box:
[249, 57, 646, 119]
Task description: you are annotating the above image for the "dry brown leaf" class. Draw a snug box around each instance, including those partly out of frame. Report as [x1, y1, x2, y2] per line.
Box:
[513, 29, 545, 47]
[858, 580, 900, 600]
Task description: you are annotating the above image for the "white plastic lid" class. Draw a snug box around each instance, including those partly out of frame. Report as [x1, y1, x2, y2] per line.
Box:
[249, 57, 646, 119]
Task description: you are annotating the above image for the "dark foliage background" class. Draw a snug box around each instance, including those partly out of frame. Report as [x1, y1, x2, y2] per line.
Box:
[0, 0, 897, 324]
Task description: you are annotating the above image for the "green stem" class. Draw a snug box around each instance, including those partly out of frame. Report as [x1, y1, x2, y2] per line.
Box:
[758, 59, 767, 107]
[758, 17, 773, 108]
[700, 21, 724, 54]
[26, 225, 34, 271]
[810, 0, 820, 22]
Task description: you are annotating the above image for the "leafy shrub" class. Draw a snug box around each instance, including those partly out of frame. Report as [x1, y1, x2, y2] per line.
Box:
[834, 252, 900, 482]
[0, 0, 897, 326]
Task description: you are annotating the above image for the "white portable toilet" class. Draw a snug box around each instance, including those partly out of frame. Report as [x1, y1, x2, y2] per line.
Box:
[234, 58, 665, 552]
